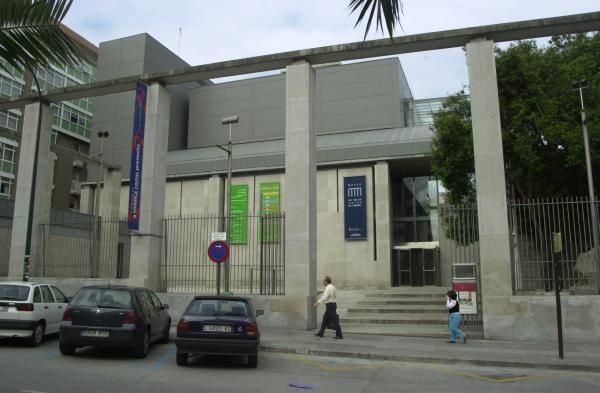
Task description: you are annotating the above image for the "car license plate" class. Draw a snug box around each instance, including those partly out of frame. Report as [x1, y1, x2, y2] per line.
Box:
[203, 325, 231, 333]
[80, 329, 109, 338]
[0, 306, 7, 312]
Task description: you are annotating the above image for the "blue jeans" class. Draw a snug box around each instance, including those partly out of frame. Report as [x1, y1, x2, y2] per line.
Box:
[448, 313, 465, 342]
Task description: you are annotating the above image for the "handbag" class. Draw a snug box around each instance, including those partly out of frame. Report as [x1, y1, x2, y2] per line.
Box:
[326, 313, 339, 330]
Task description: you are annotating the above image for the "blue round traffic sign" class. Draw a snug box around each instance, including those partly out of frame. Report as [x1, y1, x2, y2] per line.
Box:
[208, 240, 230, 263]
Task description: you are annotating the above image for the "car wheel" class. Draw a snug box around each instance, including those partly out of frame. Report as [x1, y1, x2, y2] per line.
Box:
[158, 320, 171, 344]
[248, 353, 258, 368]
[134, 331, 150, 359]
[27, 322, 44, 347]
[176, 351, 188, 366]
[59, 342, 76, 356]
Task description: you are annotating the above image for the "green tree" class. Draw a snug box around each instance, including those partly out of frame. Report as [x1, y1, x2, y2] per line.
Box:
[0, 0, 88, 76]
[432, 33, 600, 202]
[349, 0, 404, 39]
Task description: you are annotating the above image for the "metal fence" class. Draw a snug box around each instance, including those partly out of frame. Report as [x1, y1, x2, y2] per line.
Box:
[161, 214, 285, 295]
[33, 216, 131, 279]
[439, 204, 482, 327]
[509, 197, 599, 294]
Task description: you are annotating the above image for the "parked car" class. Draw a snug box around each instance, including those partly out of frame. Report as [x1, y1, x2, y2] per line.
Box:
[59, 285, 170, 358]
[0, 282, 70, 346]
[174, 296, 263, 368]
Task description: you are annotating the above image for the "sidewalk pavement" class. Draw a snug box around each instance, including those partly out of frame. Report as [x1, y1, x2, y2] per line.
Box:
[258, 328, 600, 373]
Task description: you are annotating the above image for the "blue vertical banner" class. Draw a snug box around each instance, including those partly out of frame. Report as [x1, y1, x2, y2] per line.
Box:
[344, 175, 367, 240]
[127, 81, 147, 231]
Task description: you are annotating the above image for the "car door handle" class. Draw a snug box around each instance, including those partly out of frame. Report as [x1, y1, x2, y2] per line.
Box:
[58, 306, 63, 309]
[44, 306, 49, 309]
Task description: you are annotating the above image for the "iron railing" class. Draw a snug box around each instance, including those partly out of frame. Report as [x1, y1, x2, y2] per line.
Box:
[439, 204, 482, 327]
[509, 197, 599, 294]
[161, 214, 285, 295]
[33, 217, 131, 279]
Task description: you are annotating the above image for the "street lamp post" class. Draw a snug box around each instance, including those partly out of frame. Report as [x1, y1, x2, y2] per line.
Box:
[220, 115, 239, 293]
[92, 130, 110, 278]
[572, 79, 600, 293]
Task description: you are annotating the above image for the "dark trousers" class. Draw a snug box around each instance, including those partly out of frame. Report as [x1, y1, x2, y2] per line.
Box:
[317, 302, 343, 337]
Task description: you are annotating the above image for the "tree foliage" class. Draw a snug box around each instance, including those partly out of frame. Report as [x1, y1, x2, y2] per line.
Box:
[0, 0, 88, 75]
[349, 0, 403, 39]
[432, 33, 600, 202]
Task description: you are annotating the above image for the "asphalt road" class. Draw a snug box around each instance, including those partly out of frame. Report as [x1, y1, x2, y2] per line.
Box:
[1, 335, 599, 393]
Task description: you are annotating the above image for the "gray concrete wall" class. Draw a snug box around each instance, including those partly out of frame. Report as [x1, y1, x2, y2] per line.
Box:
[92, 34, 194, 179]
[187, 58, 410, 150]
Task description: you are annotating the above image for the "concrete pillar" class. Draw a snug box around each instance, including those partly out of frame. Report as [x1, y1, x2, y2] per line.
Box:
[284, 61, 317, 330]
[374, 162, 392, 286]
[208, 175, 224, 216]
[8, 102, 52, 280]
[99, 169, 122, 218]
[80, 186, 93, 214]
[98, 169, 122, 277]
[33, 152, 56, 276]
[129, 84, 170, 289]
[466, 39, 513, 337]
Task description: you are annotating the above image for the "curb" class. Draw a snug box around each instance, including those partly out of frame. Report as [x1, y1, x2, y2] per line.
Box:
[259, 344, 600, 373]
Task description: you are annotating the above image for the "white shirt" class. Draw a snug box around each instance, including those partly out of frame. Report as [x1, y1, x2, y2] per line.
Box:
[317, 284, 337, 304]
[446, 298, 458, 312]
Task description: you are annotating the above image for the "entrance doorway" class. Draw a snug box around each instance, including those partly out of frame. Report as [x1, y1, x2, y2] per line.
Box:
[392, 246, 439, 286]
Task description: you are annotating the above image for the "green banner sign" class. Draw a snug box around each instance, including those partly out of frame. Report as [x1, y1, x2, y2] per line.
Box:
[260, 182, 280, 242]
[230, 184, 248, 244]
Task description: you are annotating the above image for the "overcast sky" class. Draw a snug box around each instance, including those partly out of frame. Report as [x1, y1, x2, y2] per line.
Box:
[63, 0, 598, 99]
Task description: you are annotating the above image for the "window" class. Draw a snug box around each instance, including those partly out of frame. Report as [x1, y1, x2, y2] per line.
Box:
[392, 176, 440, 243]
[0, 176, 12, 197]
[71, 288, 133, 309]
[140, 290, 156, 311]
[186, 299, 249, 317]
[0, 143, 16, 175]
[40, 286, 55, 303]
[148, 291, 163, 310]
[0, 285, 30, 301]
[0, 110, 20, 131]
[51, 286, 67, 303]
[33, 287, 42, 303]
[0, 76, 23, 97]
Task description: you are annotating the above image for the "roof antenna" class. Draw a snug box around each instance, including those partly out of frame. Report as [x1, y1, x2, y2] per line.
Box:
[178, 27, 182, 56]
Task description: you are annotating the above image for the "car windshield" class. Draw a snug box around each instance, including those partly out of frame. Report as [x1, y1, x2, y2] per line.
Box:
[0, 285, 30, 301]
[187, 299, 250, 317]
[71, 288, 133, 309]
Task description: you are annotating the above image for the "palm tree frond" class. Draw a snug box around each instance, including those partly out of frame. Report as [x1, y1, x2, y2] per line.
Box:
[0, 0, 89, 77]
[349, 0, 403, 40]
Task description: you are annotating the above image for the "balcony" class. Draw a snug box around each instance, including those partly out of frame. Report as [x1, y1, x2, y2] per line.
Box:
[70, 180, 81, 195]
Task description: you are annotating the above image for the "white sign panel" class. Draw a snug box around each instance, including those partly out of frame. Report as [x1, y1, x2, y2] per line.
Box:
[211, 232, 227, 242]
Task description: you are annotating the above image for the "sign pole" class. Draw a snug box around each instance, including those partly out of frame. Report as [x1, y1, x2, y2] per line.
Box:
[553, 232, 564, 360]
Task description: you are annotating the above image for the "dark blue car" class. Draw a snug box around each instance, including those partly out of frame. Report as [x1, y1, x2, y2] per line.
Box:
[174, 296, 263, 368]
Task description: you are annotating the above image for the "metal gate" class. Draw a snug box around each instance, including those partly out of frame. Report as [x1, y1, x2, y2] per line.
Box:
[161, 214, 285, 295]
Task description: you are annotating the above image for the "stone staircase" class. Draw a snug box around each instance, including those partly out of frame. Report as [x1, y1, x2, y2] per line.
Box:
[337, 287, 452, 338]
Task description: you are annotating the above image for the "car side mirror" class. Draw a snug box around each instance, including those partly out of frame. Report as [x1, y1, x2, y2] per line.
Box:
[162, 304, 169, 310]
[256, 309, 264, 317]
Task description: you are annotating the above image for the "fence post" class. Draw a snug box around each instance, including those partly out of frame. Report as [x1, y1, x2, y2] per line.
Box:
[553, 232, 564, 359]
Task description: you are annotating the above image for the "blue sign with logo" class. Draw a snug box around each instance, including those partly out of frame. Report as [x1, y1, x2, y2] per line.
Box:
[127, 81, 147, 230]
[344, 176, 367, 240]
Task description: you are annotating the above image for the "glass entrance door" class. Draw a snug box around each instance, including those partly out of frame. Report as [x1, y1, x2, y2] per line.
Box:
[392, 247, 439, 287]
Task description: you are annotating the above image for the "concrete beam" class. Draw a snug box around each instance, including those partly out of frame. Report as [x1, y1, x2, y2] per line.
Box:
[0, 11, 598, 110]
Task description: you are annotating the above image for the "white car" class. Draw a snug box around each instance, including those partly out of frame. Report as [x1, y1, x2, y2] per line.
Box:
[0, 282, 69, 346]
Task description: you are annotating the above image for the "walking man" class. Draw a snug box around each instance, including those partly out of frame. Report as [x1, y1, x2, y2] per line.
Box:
[314, 276, 343, 339]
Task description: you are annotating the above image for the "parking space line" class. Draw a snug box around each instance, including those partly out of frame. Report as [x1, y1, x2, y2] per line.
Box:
[20, 389, 48, 393]
[153, 347, 176, 370]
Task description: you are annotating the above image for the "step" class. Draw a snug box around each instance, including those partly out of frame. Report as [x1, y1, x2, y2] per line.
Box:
[364, 292, 446, 298]
[358, 299, 441, 306]
[340, 313, 448, 325]
[341, 323, 449, 338]
[346, 305, 446, 314]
